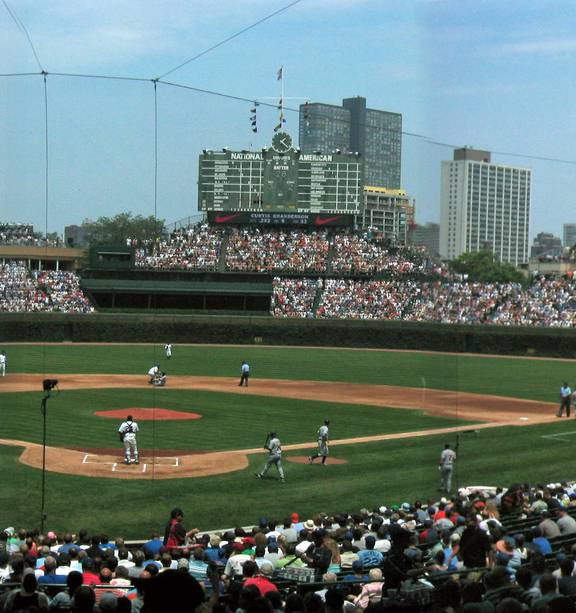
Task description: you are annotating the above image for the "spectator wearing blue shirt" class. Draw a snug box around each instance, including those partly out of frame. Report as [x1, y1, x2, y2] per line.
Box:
[532, 527, 552, 556]
[357, 536, 384, 568]
[143, 532, 164, 558]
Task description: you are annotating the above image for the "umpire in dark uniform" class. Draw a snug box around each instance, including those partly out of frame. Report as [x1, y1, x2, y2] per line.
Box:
[239, 361, 250, 387]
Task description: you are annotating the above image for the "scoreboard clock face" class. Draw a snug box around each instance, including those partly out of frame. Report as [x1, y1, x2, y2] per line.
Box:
[263, 153, 298, 209]
[271, 132, 293, 153]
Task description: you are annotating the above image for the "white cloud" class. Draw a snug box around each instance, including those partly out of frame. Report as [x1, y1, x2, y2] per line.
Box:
[497, 38, 576, 57]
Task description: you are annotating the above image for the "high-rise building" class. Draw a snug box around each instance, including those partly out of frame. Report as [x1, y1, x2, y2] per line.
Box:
[299, 97, 402, 189]
[358, 187, 414, 244]
[563, 224, 576, 249]
[530, 232, 562, 259]
[410, 222, 440, 257]
[439, 148, 531, 266]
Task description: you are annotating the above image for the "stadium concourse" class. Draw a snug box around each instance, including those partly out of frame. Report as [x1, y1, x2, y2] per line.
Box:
[3, 484, 576, 611]
[3, 221, 576, 326]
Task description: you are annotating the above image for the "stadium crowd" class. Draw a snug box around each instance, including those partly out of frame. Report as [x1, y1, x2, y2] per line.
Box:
[134, 224, 441, 277]
[0, 224, 59, 247]
[134, 224, 224, 271]
[0, 263, 93, 314]
[225, 228, 330, 274]
[4, 482, 576, 611]
[274, 277, 576, 326]
[330, 234, 432, 276]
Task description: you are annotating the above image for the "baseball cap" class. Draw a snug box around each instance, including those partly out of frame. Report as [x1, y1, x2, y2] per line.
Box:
[291, 513, 300, 522]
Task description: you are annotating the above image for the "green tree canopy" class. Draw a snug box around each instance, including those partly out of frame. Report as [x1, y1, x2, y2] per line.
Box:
[81, 213, 165, 246]
[450, 250, 525, 284]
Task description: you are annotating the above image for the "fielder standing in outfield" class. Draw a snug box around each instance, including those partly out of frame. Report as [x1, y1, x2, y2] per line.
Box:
[439, 443, 456, 493]
[164, 343, 172, 360]
[308, 419, 330, 465]
[118, 415, 139, 465]
[256, 431, 285, 482]
[0, 351, 6, 377]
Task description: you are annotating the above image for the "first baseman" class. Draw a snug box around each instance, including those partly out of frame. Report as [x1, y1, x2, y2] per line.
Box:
[0, 351, 5, 377]
[308, 419, 330, 465]
[118, 415, 139, 465]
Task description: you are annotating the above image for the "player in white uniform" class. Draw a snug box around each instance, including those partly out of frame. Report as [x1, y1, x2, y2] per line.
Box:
[439, 443, 457, 493]
[118, 415, 139, 465]
[0, 351, 6, 377]
[148, 365, 159, 384]
[308, 420, 330, 465]
[256, 431, 285, 482]
[164, 344, 172, 360]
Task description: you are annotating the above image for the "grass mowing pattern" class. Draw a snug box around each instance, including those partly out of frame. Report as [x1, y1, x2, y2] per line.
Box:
[0, 343, 569, 536]
[0, 389, 470, 451]
[5, 343, 563, 402]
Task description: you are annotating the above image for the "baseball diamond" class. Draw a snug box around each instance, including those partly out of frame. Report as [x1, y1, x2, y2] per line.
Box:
[0, 343, 573, 535]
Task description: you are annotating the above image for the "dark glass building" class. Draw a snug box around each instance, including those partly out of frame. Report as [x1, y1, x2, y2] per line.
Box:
[299, 96, 402, 189]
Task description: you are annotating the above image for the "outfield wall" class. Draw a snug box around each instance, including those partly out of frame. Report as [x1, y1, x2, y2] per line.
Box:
[2, 313, 576, 357]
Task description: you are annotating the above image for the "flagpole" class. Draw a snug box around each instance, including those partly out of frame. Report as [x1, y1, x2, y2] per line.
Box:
[281, 65, 285, 126]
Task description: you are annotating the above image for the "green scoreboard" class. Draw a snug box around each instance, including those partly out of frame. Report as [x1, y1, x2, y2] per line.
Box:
[198, 132, 362, 214]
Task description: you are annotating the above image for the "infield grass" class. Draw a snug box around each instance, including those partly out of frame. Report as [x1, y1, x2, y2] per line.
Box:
[0, 343, 570, 536]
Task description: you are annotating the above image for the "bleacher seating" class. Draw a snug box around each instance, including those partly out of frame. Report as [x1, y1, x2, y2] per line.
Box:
[2, 482, 576, 611]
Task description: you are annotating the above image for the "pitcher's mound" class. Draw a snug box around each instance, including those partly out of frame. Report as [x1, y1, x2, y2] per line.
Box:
[95, 408, 201, 420]
[287, 456, 348, 465]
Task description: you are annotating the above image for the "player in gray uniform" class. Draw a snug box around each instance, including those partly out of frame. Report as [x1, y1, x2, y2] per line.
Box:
[308, 419, 330, 465]
[0, 351, 6, 377]
[118, 415, 140, 465]
[439, 443, 456, 493]
[256, 431, 285, 482]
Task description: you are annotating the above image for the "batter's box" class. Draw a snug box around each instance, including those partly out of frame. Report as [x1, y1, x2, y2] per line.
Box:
[82, 454, 113, 465]
[148, 456, 180, 467]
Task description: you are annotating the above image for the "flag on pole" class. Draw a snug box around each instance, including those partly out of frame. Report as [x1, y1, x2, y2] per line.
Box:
[277, 66, 283, 80]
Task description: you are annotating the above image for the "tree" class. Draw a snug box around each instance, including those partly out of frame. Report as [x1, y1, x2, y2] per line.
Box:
[450, 250, 525, 284]
[81, 213, 166, 246]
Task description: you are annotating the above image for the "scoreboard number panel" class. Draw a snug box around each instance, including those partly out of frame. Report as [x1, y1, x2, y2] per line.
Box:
[199, 133, 362, 214]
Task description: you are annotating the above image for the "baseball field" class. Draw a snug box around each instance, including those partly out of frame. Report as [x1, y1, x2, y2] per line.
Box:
[0, 342, 572, 538]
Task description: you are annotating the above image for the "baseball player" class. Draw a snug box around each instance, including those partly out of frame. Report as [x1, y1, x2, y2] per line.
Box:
[0, 351, 6, 377]
[256, 431, 285, 482]
[164, 344, 172, 360]
[308, 419, 330, 465]
[439, 443, 456, 493]
[239, 361, 250, 387]
[118, 415, 139, 465]
[148, 365, 159, 384]
[558, 382, 572, 417]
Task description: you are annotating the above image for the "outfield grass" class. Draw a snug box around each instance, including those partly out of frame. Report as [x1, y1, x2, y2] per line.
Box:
[3, 342, 565, 401]
[0, 343, 571, 536]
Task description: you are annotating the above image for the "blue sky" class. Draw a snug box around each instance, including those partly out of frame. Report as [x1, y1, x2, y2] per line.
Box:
[1, 0, 575, 239]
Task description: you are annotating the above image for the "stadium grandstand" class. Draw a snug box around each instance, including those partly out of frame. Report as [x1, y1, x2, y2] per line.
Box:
[3, 221, 576, 325]
[2, 482, 576, 611]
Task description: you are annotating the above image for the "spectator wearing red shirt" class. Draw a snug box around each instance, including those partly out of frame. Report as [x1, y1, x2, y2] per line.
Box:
[242, 560, 279, 596]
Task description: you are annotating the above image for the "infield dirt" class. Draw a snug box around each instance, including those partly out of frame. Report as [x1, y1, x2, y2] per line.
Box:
[0, 374, 555, 479]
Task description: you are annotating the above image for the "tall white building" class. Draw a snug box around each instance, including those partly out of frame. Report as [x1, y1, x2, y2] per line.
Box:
[440, 148, 531, 266]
